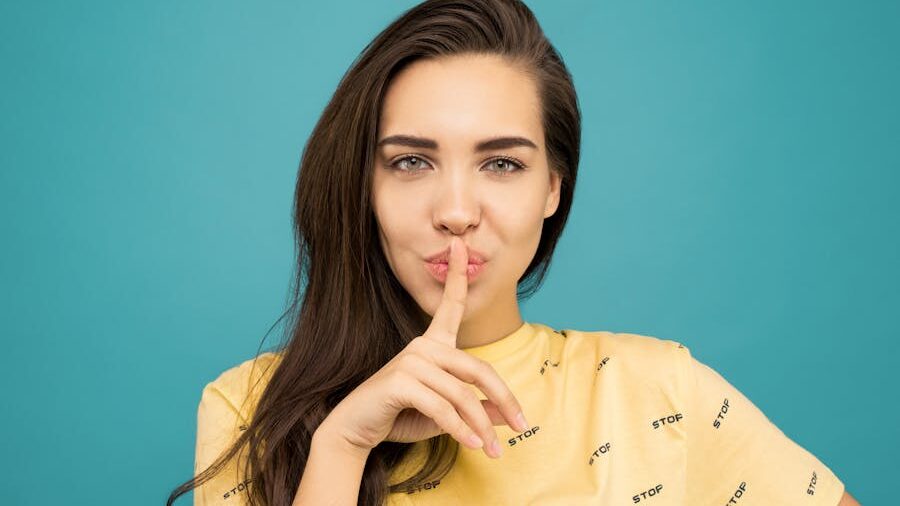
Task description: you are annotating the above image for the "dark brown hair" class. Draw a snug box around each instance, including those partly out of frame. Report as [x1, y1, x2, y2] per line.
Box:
[167, 0, 580, 504]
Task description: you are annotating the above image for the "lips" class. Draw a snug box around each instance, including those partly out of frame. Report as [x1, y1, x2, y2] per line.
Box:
[424, 245, 487, 265]
[424, 260, 486, 283]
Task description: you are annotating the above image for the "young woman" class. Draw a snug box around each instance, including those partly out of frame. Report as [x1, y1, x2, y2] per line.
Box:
[168, 1, 859, 505]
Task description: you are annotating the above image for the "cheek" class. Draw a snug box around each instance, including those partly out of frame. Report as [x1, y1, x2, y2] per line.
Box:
[489, 184, 547, 242]
[372, 183, 425, 265]
[375, 195, 420, 239]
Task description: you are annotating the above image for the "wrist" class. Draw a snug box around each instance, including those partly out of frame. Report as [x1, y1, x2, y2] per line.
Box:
[313, 419, 373, 462]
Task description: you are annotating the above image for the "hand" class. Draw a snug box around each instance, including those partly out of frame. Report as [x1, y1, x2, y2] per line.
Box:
[318, 236, 529, 459]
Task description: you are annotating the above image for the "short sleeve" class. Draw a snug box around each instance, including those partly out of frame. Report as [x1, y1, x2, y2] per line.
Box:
[676, 344, 845, 505]
[193, 353, 281, 505]
[193, 383, 252, 505]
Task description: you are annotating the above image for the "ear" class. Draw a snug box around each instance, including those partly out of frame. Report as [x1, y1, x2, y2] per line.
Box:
[543, 169, 561, 219]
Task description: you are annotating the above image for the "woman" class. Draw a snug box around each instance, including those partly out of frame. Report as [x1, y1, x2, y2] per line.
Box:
[168, 0, 859, 504]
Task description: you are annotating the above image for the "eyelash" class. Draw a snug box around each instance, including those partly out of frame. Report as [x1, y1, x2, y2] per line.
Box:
[387, 154, 527, 175]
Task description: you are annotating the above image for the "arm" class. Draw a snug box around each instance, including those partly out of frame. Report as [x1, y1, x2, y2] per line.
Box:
[291, 422, 371, 506]
[677, 343, 848, 505]
[839, 491, 861, 506]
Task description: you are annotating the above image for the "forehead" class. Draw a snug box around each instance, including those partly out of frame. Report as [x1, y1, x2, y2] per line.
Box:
[378, 54, 542, 146]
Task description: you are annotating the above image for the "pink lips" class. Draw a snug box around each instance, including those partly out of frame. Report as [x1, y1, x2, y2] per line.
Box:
[424, 261, 486, 283]
[424, 245, 487, 283]
[424, 246, 487, 265]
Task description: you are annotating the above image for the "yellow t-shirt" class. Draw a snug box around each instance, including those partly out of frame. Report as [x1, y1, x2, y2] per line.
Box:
[194, 321, 845, 505]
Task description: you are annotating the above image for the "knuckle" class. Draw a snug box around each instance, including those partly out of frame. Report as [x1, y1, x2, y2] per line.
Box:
[422, 328, 444, 342]
[440, 400, 460, 424]
[454, 382, 478, 404]
[408, 335, 428, 351]
[498, 388, 518, 409]
[479, 357, 496, 371]
[451, 414, 471, 436]
[397, 352, 422, 371]
[473, 357, 494, 376]
[389, 368, 412, 389]
[466, 354, 486, 367]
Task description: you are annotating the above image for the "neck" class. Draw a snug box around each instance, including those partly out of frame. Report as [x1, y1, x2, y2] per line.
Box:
[455, 290, 523, 349]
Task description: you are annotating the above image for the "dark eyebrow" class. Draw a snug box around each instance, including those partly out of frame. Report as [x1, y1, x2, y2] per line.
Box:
[376, 135, 538, 152]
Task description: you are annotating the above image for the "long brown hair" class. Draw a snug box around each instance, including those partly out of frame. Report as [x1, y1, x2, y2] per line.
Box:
[167, 0, 580, 504]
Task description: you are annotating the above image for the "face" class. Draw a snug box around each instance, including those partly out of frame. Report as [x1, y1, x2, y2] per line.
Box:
[372, 53, 561, 322]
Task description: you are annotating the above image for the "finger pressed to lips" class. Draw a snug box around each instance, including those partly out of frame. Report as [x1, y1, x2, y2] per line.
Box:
[425, 236, 469, 348]
[416, 237, 528, 457]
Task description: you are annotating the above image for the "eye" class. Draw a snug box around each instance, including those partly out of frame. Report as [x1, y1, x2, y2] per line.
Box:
[484, 156, 526, 175]
[386, 154, 527, 174]
[388, 155, 432, 172]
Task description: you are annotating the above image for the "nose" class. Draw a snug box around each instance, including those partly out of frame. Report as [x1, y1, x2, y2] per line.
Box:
[432, 166, 481, 235]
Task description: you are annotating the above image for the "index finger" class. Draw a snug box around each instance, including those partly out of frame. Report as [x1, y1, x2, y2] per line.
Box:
[425, 236, 469, 347]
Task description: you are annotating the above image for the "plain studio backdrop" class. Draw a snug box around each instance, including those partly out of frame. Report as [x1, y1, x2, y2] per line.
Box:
[1, 1, 896, 504]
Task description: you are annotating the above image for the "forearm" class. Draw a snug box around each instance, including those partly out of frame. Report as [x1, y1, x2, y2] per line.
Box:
[292, 425, 371, 506]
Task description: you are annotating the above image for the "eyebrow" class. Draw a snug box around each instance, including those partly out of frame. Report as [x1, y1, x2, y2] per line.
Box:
[376, 134, 538, 152]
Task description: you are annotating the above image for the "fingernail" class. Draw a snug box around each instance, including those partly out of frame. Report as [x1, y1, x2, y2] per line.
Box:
[490, 439, 502, 458]
[467, 433, 484, 448]
[515, 412, 528, 432]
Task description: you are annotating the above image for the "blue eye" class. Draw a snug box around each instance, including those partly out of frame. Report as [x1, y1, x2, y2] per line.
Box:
[388, 155, 526, 174]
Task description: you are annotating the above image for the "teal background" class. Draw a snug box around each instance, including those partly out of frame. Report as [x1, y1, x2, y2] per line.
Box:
[1, 0, 895, 504]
